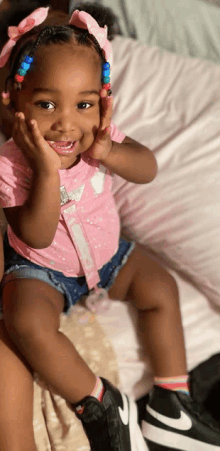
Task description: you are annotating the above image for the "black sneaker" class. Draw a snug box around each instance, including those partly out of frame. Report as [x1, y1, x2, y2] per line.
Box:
[142, 385, 220, 450]
[72, 377, 147, 451]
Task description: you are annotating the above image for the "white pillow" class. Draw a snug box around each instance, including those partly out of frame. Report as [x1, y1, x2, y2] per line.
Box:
[70, 0, 220, 64]
[111, 36, 220, 310]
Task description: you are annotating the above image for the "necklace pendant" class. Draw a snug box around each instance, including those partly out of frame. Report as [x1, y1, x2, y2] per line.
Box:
[60, 185, 69, 206]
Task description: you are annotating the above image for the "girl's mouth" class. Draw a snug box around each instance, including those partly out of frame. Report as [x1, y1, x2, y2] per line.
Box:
[47, 141, 78, 155]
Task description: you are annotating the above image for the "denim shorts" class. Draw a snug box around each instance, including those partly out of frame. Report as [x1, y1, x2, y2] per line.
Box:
[1, 234, 135, 315]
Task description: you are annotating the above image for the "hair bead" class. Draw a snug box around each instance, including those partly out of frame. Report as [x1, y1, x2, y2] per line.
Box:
[24, 55, 34, 64]
[14, 54, 34, 87]
[14, 82, 21, 90]
[102, 83, 111, 89]
[103, 62, 110, 69]
[102, 76, 110, 83]
[18, 68, 26, 76]
[101, 61, 111, 95]
[1, 91, 10, 106]
[15, 74, 24, 82]
[2, 98, 10, 106]
[21, 62, 31, 70]
[102, 69, 110, 77]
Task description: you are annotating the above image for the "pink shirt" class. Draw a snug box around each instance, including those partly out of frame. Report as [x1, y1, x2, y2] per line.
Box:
[0, 122, 125, 286]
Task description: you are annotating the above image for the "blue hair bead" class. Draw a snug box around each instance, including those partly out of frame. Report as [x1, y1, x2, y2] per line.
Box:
[103, 76, 110, 83]
[102, 62, 110, 87]
[24, 55, 34, 64]
[102, 69, 110, 77]
[14, 54, 34, 86]
[103, 62, 110, 69]
[21, 61, 31, 70]
[18, 68, 27, 76]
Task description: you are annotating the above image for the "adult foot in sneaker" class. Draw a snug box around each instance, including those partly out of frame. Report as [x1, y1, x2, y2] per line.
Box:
[72, 377, 148, 451]
[142, 385, 220, 450]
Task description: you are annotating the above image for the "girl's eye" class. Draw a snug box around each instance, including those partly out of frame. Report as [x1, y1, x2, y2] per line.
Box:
[37, 101, 55, 110]
[77, 102, 91, 110]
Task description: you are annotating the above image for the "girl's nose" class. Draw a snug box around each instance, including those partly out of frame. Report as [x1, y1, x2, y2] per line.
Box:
[52, 116, 76, 133]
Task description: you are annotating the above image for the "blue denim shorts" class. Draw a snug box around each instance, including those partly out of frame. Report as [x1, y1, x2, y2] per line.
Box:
[1, 234, 135, 314]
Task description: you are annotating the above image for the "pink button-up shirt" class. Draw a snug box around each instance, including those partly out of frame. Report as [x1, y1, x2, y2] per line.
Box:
[0, 122, 125, 286]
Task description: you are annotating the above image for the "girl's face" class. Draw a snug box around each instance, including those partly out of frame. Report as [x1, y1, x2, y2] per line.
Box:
[14, 42, 102, 169]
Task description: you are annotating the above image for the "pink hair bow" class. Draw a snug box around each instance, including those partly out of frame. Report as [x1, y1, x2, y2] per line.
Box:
[69, 10, 113, 67]
[0, 7, 49, 68]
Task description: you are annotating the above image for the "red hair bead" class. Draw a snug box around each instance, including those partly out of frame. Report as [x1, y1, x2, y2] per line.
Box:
[102, 83, 111, 90]
[15, 74, 24, 82]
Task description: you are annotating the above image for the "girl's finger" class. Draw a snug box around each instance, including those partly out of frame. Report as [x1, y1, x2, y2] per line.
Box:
[18, 114, 35, 149]
[19, 115, 31, 138]
[18, 113, 28, 135]
[105, 96, 113, 124]
[95, 126, 111, 145]
[30, 120, 46, 148]
[100, 95, 113, 130]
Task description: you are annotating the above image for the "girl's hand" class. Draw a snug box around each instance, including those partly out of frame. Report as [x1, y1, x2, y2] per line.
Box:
[86, 90, 113, 161]
[13, 112, 61, 174]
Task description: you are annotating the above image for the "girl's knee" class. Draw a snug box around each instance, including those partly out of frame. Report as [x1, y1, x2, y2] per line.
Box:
[151, 267, 178, 301]
[136, 264, 179, 311]
[156, 269, 178, 299]
[2, 280, 61, 344]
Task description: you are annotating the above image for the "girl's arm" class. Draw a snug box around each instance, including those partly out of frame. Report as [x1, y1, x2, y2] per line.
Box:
[3, 113, 61, 249]
[100, 135, 158, 184]
[4, 170, 60, 249]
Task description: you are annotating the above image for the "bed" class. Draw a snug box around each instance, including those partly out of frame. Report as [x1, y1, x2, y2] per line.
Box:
[1, 0, 220, 449]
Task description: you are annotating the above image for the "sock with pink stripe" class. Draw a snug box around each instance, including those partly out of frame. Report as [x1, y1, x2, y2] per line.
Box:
[154, 375, 190, 395]
[90, 376, 105, 401]
[75, 377, 105, 413]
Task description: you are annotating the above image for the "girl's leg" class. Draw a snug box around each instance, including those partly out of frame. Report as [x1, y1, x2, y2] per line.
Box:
[2, 279, 97, 404]
[108, 245, 187, 378]
[2, 279, 145, 451]
[111, 250, 220, 451]
[0, 318, 37, 451]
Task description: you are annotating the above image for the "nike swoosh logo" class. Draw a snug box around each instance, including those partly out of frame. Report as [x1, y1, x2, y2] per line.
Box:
[142, 423, 219, 450]
[147, 405, 193, 431]
[118, 393, 129, 425]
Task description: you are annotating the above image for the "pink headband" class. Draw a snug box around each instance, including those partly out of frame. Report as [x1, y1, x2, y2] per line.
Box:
[0, 7, 112, 69]
[0, 7, 50, 68]
[69, 10, 112, 66]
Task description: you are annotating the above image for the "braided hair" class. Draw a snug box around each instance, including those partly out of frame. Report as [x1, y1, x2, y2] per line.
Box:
[5, 2, 120, 92]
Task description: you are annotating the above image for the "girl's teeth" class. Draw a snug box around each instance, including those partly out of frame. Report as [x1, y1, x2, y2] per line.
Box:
[48, 141, 74, 149]
[58, 143, 72, 149]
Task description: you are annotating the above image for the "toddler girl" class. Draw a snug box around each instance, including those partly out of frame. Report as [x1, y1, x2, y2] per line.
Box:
[0, 3, 219, 451]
